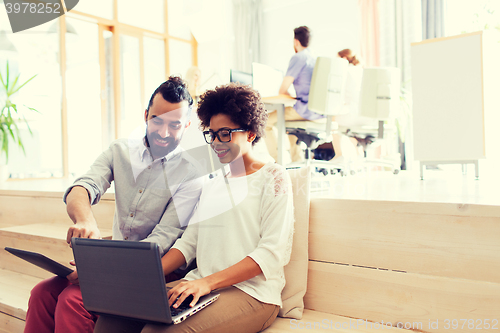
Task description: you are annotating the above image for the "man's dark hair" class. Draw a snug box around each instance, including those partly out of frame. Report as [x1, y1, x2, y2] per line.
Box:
[197, 83, 267, 146]
[147, 76, 193, 119]
[294, 26, 311, 47]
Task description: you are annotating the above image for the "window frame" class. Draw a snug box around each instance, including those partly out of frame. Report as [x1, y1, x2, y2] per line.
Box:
[15, 0, 198, 179]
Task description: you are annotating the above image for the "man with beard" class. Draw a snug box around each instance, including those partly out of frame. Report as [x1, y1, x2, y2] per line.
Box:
[23, 76, 203, 333]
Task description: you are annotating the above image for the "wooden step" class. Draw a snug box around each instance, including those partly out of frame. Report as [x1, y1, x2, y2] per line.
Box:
[0, 313, 24, 333]
[0, 223, 112, 279]
[0, 268, 42, 333]
[0, 190, 115, 231]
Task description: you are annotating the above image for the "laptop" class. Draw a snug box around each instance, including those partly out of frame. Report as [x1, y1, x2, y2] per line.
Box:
[71, 238, 219, 324]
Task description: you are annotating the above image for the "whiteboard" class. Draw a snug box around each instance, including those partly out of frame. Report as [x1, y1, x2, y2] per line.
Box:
[411, 32, 485, 162]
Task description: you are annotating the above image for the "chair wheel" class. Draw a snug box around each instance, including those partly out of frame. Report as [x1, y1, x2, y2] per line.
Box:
[316, 168, 328, 176]
[350, 170, 356, 176]
[393, 169, 400, 175]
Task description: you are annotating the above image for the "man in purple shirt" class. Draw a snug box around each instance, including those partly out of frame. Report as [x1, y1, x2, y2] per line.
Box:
[265, 26, 321, 162]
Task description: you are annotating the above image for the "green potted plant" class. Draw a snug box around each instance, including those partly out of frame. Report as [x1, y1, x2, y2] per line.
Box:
[0, 61, 39, 182]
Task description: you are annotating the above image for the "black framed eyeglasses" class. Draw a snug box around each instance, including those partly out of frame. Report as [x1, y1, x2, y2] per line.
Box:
[203, 128, 246, 144]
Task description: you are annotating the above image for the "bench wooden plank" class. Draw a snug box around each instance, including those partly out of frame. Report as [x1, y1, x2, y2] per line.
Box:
[304, 261, 500, 333]
[1, 223, 112, 240]
[309, 199, 500, 283]
[0, 194, 115, 230]
[0, 269, 42, 320]
[265, 309, 409, 332]
[0, 312, 25, 333]
[0, 221, 112, 274]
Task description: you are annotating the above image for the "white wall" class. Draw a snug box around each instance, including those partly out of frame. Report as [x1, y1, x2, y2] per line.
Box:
[261, 0, 361, 72]
[195, 0, 361, 83]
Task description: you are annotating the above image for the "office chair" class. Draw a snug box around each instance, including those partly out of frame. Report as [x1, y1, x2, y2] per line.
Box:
[347, 67, 402, 174]
[285, 56, 349, 175]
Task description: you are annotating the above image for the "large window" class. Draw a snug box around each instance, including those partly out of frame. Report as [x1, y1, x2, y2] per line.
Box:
[445, 0, 500, 36]
[0, 16, 63, 178]
[118, 0, 165, 33]
[0, 0, 197, 179]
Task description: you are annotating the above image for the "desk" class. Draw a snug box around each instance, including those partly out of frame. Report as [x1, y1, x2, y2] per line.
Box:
[262, 94, 296, 165]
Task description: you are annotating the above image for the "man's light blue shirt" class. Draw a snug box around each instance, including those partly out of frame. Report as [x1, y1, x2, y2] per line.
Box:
[285, 48, 323, 120]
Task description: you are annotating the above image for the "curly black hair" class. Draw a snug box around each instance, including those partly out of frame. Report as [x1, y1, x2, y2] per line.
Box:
[197, 83, 268, 145]
[147, 76, 193, 119]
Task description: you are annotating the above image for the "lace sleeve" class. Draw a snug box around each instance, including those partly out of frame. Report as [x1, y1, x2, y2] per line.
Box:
[265, 164, 295, 266]
[247, 163, 295, 280]
[266, 164, 291, 197]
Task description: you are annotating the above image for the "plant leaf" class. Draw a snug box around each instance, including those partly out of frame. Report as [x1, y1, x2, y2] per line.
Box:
[10, 120, 26, 155]
[0, 61, 39, 163]
[6, 118, 16, 140]
[10, 74, 37, 95]
[7, 74, 20, 96]
[0, 127, 4, 155]
[5, 61, 10, 92]
[0, 69, 6, 90]
[22, 113, 33, 135]
[25, 106, 41, 114]
[1, 126, 9, 163]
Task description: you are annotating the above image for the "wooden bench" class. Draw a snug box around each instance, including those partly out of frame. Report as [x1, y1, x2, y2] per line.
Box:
[0, 189, 114, 332]
[1, 178, 500, 332]
[265, 194, 500, 332]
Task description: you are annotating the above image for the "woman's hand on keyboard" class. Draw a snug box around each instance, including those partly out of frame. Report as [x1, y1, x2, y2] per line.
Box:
[167, 279, 211, 309]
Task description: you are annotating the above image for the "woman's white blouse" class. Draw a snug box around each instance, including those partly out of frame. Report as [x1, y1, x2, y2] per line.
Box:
[172, 162, 295, 306]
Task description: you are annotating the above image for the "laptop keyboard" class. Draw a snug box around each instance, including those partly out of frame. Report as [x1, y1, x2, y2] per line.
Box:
[170, 294, 194, 316]
[170, 303, 189, 316]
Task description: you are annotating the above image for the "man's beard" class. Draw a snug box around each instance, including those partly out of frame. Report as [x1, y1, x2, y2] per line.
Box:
[145, 131, 178, 160]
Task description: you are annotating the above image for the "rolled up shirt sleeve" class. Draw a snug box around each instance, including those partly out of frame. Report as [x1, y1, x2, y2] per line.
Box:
[247, 170, 294, 280]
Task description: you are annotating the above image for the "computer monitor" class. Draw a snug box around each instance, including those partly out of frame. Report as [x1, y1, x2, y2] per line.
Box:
[229, 69, 253, 85]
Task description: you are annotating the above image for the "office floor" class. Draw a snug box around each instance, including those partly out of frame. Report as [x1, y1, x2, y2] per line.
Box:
[311, 161, 500, 206]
